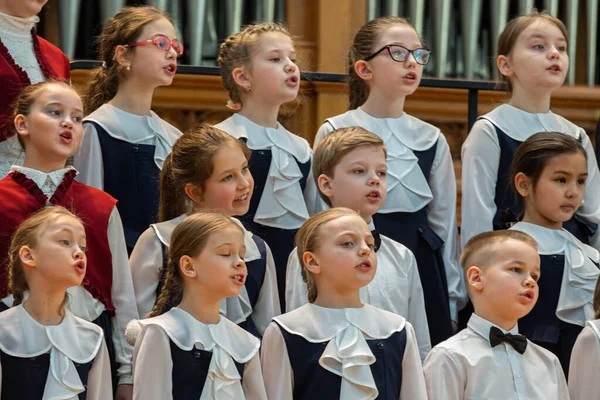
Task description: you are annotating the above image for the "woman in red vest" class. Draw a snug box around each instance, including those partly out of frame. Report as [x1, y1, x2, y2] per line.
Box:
[0, 80, 138, 400]
[0, 0, 70, 178]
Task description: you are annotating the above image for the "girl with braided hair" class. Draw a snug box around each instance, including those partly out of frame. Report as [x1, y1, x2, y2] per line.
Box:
[215, 23, 312, 310]
[127, 212, 268, 399]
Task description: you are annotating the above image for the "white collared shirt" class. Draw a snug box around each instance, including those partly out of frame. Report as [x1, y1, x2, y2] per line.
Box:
[461, 104, 600, 251]
[308, 109, 465, 321]
[215, 113, 312, 230]
[129, 213, 280, 334]
[10, 165, 74, 201]
[128, 307, 267, 400]
[261, 303, 427, 400]
[1, 166, 139, 385]
[285, 226, 431, 361]
[569, 319, 600, 400]
[74, 104, 182, 190]
[0, 304, 112, 399]
[423, 313, 569, 400]
[510, 222, 599, 326]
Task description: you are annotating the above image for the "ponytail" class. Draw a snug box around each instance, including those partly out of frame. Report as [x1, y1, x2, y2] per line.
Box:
[147, 256, 183, 317]
[84, 65, 120, 114]
[158, 153, 189, 222]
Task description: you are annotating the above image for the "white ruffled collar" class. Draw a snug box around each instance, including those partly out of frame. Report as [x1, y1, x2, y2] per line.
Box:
[481, 104, 581, 142]
[467, 313, 520, 342]
[0, 304, 104, 399]
[510, 222, 599, 326]
[276, 303, 405, 400]
[215, 114, 311, 229]
[0, 11, 38, 36]
[10, 165, 75, 190]
[84, 104, 182, 169]
[151, 214, 258, 323]
[325, 109, 434, 213]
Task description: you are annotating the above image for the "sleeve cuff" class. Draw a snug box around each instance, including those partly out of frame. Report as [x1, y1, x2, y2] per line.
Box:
[449, 300, 458, 323]
[117, 373, 133, 386]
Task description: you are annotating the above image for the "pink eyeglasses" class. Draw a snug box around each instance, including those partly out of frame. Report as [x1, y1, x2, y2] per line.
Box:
[123, 35, 184, 56]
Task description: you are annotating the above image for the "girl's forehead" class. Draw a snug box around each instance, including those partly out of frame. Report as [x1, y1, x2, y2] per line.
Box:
[138, 17, 177, 39]
[255, 31, 294, 52]
[33, 85, 82, 108]
[375, 24, 421, 48]
[517, 18, 566, 42]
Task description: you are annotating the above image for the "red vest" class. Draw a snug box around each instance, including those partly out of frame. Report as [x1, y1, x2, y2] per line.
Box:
[0, 29, 70, 141]
[0, 170, 117, 312]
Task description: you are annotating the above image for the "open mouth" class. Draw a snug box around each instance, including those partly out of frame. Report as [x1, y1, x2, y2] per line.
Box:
[285, 75, 299, 86]
[234, 193, 249, 203]
[231, 274, 246, 284]
[403, 72, 417, 81]
[355, 260, 372, 271]
[74, 260, 86, 274]
[366, 191, 380, 200]
[520, 290, 534, 302]
[548, 65, 561, 72]
[164, 64, 177, 75]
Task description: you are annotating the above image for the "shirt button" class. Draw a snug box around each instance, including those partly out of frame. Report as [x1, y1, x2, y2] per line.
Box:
[516, 375, 521, 379]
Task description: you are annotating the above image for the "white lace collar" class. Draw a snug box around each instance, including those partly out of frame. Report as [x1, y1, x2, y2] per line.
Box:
[84, 104, 182, 170]
[151, 214, 259, 324]
[11, 165, 75, 189]
[275, 303, 405, 399]
[215, 114, 311, 229]
[510, 222, 599, 326]
[127, 308, 259, 399]
[0, 11, 38, 36]
[481, 104, 581, 142]
[0, 304, 104, 399]
[325, 109, 434, 213]
[467, 313, 520, 342]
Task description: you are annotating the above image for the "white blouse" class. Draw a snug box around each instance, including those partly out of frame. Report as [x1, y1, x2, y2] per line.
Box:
[0, 11, 45, 179]
[261, 303, 428, 400]
[0, 304, 112, 399]
[461, 104, 600, 250]
[285, 226, 431, 361]
[1, 166, 139, 385]
[309, 108, 465, 320]
[127, 307, 267, 400]
[424, 313, 569, 400]
[215, 113, 312, 230]
[510, 222, 599, 327]
[74, 104, 182, 190]
[129, 214, 280, 334]
[569, 319, 600, 400]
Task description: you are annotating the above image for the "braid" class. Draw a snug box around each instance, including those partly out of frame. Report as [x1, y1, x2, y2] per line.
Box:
[147, 255, 183, 317]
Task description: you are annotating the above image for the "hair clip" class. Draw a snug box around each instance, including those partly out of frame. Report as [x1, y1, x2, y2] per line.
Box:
[226, 99, 242, 111]
[102, 61, 107, 69]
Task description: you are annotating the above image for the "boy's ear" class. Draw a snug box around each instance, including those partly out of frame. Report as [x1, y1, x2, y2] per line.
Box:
[179, 255, 197, 278]
[184, 183, 203, 206]
[497, 55, 513, 78]
[466, 266, 484, 293]
[514, 172, 531, 197]
[232, 67, 252, 92]
[354, 60, 373, 81]
[302, 251, 321, 275]
[317, 174, 334, 199]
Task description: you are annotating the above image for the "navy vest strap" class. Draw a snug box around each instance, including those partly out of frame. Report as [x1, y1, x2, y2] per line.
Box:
[169, 340, 244, 399]
[276, 321, 406, 399]
[0, 350, 93, 400]
[0, 302, 7, 312]
[86, 121, 160, 250]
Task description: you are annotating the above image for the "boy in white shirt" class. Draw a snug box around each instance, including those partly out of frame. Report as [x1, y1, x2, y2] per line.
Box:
[287, 126, 431, 359]
[424, 230, 569, 399]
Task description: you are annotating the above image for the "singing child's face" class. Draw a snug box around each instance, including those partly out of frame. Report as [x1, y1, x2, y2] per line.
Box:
[198, 144, 254, 217]
[363, 24, 424, 98]
[188, 225, 247, 299]
[0, 0, 47, 18]
[243, 31, 300, 106]
[319, 145, 387, 221]
[520, 151, 587, 229]
[125, 17, 180, 88]
[16, 84, 84, 163]
[468, 238, 540, 325]
[22, 215, 87, 290]
[307, 214, 377, 295]
[500, 18, 568, 94]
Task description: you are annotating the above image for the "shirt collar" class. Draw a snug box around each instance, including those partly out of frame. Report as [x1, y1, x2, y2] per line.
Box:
[11, 165, 75, 189]
[274, 303, 406, 342]
[482, 104, 581, 141]
[0, 11, 38, 36]
[467, 313, 519, 343]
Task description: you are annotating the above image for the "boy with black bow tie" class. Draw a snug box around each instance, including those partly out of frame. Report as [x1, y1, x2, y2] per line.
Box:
[285, 126, 431, 360]
[424, 230, 569, 399]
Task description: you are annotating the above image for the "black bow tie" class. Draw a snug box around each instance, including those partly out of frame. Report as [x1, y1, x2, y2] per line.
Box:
[371, 229, 381, 252]
[489, 326, 527, 354]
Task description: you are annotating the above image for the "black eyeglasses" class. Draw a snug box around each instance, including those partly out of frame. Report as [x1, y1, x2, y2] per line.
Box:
[364, 44, 431, 65]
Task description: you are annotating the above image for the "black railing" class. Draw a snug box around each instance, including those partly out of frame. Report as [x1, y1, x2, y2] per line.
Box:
[70, 60, 507, 131]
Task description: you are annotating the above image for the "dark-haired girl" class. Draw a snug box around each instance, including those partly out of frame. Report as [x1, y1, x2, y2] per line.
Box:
[127, 212, 268, 399]
[509, 131, 600, 375]
[73, 6, 182, 252]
